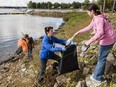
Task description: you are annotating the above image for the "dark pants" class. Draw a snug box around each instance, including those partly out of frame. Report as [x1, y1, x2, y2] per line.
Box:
[27, 48, 32, 58]
[39, 54, 61, 77]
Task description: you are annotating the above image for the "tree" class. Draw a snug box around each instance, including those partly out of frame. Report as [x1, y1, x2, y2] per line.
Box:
[71, 2, 81, 9]
[96, 0, 104, 11]
[112, 0, 116, 12]
[40, 2, 47, 9]
[46, 2, 52, 9]
[37, 2, 41, 8]
[27, 1, 33, 8]
[83, 0, 90, 9]
[54, 2, 60, 9]
[32, 2, 36, 9]
[61, 3, 69, 9]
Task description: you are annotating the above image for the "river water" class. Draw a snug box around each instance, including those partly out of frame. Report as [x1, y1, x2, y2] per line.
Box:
[0, 11, 64, 63]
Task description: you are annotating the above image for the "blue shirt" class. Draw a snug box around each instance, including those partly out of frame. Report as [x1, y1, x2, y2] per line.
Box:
[40, 35, 66, 59]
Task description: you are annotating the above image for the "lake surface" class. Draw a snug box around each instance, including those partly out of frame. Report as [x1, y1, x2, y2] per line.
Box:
[0, 12, 64, 63]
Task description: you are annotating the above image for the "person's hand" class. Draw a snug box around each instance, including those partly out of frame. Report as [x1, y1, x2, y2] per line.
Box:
[62, 47, 66, 51]
[81, 44, 90, 52]
[66, 39, 71, 46]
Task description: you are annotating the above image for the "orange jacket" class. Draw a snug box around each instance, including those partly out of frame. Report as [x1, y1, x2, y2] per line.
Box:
[18, 38, 28, 52]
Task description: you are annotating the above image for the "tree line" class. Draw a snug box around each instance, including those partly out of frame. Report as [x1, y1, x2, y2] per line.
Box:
[27, 0, 116, 11]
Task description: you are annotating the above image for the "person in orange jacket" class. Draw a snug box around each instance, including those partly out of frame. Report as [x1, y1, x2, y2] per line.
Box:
[16, 34, 29, 55]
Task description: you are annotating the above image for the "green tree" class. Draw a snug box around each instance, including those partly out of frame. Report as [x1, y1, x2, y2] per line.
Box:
[83, 0, 90, 9]
[32, 2, 36, 9]
[97, 0, 104, 11]
[61, 3, 69, 9]
[37, 2, 41, 8]
[40, 2, 47, 9]
[71, 2, 81, 9]
[54, 2, 60, 8]
[46, 2, 52, 9]
[27, 1, 33, 8]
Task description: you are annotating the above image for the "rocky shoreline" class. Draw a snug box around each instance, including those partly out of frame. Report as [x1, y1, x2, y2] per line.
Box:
[0, 12, 116, 87]
[28, 10, 70, 18]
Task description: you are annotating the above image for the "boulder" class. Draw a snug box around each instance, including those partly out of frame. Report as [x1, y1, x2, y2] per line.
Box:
[83, 67, 91, 75]
[112, 74, 116, 83]
[76, 80, 87, 87]
[105, 61, 116, 75]
[107, 53, 116, 66]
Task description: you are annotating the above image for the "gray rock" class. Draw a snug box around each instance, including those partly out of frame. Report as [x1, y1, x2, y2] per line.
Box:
[105, 61, 116, 75]
[80, 52, 87, 57]
[113, 83, 116, 87]
[21, 68, 26, 72]
[56, 75, 67, 84]
[54, 83, 59, 87]
[66, 78, 71, 87]
[107, 53, 116, 66]
[77, 46, 82, 53]
[112, 74, 116, 83]
[83, 67, 91, 75]
[78, 62, 85, 70]
[76, 80, 87, 87]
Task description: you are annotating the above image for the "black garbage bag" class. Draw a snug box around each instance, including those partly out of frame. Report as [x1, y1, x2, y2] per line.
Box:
[58, 44, 79, 75]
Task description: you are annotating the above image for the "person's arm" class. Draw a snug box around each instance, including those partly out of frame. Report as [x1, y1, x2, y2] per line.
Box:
[53, 36, 66, 45]
[18, 39, 22, 47]
[85, 18, 104, 45]
[74, 20, 94, 36]
[43, 39, 63, 52]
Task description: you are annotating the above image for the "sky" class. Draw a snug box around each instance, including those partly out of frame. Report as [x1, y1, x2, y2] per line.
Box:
[0, 0, 92, 7]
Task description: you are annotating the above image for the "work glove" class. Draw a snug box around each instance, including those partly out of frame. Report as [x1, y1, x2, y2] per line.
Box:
[62, 47, 66, 51]
[81, 44, 90, 52]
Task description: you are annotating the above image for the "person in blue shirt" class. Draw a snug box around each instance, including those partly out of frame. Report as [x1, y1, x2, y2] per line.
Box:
[38, 26, 69, 83]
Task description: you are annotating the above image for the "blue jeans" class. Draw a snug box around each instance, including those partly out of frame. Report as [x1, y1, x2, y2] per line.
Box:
[93, 43, 114, 81]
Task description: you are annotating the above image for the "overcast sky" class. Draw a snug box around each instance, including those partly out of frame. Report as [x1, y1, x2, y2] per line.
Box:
[0, 0, 92, 7]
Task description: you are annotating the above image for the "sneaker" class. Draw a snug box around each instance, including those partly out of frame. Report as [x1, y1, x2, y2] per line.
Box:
[37, 73, 44, 84]
[38, 77, 44, 84]
[90, 75, 101, 83]
[90, 75, 106, 87]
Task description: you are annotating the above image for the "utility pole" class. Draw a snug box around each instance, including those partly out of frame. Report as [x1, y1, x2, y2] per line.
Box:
[103, 0, 106, 12]
[112, 0, 116, 12]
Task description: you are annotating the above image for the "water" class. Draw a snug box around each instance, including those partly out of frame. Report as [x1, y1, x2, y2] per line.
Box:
[0, 12, 64, 63]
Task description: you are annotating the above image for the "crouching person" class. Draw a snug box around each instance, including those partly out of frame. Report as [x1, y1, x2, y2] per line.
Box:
[38, 26, 69, 84]
[16, 34, 29, 57]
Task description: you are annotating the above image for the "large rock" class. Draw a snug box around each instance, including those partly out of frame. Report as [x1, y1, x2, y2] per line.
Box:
[83, 67, 91, 75]
[54, 83, 59, 87]
[107, 53, 116, 66]
[56, 75, 67, 85]
[113, 83, 116, 87]
[112, 74, 116, 83]
[105, 61, 116, 75]
[76, 80, 87, 87]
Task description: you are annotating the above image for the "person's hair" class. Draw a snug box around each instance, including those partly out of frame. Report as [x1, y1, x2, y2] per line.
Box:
[45, 26, 53, 35]
[88, 3, 101, 15]
[24, 34, 29, 39]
